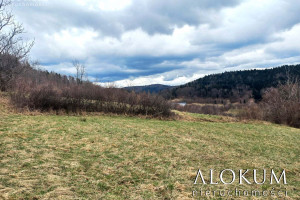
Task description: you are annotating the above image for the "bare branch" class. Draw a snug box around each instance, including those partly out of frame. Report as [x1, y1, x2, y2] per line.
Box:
[0, 0, 33, 59]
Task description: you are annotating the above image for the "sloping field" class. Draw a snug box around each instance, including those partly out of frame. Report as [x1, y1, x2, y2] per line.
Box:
[0, 94, 299, 199]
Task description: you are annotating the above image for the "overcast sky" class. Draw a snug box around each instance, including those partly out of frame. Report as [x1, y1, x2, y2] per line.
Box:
[11, 0, 300, 87]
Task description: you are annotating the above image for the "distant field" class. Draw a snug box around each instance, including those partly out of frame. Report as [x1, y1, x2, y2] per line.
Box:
[0, 95, 299, 199]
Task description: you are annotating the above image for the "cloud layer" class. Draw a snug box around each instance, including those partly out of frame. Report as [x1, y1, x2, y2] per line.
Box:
[11, 0, 300, 86]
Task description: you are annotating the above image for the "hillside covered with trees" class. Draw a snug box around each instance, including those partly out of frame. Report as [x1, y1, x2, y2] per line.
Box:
[164, 65, 300, 101]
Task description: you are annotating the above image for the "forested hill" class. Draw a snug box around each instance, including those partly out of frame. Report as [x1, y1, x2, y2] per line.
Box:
[162, 64, 300, 101]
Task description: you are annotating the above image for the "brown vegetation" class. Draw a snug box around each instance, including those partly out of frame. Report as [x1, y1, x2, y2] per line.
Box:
[173, 80, 300, 128]
[253, 81, 300, 127]
[234, 80, 300, 128]
[6, 62, 171, 117]
[173, 103, 234, 116]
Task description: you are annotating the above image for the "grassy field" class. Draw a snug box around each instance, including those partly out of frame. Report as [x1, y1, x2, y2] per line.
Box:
[0, 94, 299, 199]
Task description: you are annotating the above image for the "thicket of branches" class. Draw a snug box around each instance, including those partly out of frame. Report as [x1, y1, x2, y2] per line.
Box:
[235, 77, 300, 128]
[9, 65, 171, 117]
[261, 81, 300, 127]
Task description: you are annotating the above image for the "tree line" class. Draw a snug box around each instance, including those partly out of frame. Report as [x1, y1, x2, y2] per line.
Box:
[163, 65, 300, 102]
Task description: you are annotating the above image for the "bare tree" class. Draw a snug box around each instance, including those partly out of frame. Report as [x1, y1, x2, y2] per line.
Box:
[80, 63, 85, 82]
[72, 60, 86, 84]
[0, 0, 34, 90]
[73, 60, 80, 83]
[0, 0, 34, 59]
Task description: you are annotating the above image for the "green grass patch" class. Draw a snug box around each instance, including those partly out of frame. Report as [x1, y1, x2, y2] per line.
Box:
[0, 103, 299, 199]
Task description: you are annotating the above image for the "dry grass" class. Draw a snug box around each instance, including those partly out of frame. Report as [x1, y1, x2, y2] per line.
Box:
[0, 94, 299, 199]
[172, 110, 237, 123]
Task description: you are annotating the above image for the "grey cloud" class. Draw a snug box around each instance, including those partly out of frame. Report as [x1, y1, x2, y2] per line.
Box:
[13, 0, 240, 36]
[191, 0, 300, 50]
[118, 0, 240, 34]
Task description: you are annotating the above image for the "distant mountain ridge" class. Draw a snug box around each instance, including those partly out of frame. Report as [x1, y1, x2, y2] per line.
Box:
[161, 64, 300, 101]
[124, 84, 173, 94]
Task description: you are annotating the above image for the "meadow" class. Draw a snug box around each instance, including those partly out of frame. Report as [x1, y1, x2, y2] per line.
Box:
[0, 94, 299, 199]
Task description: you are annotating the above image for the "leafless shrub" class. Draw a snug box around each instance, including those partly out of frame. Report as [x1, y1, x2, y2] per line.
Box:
[260, 81, 300, 127]
[237, 80, 300, 128]
[237, 103, 263, 120]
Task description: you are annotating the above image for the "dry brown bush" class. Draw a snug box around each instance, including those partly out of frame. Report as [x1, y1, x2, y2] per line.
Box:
[237, 81, 300, 128]
[260, 82, 300, 127]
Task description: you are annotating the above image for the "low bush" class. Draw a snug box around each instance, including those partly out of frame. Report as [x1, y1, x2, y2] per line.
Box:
[237, 81, 300, 128]
[260, 82, 300, 127]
